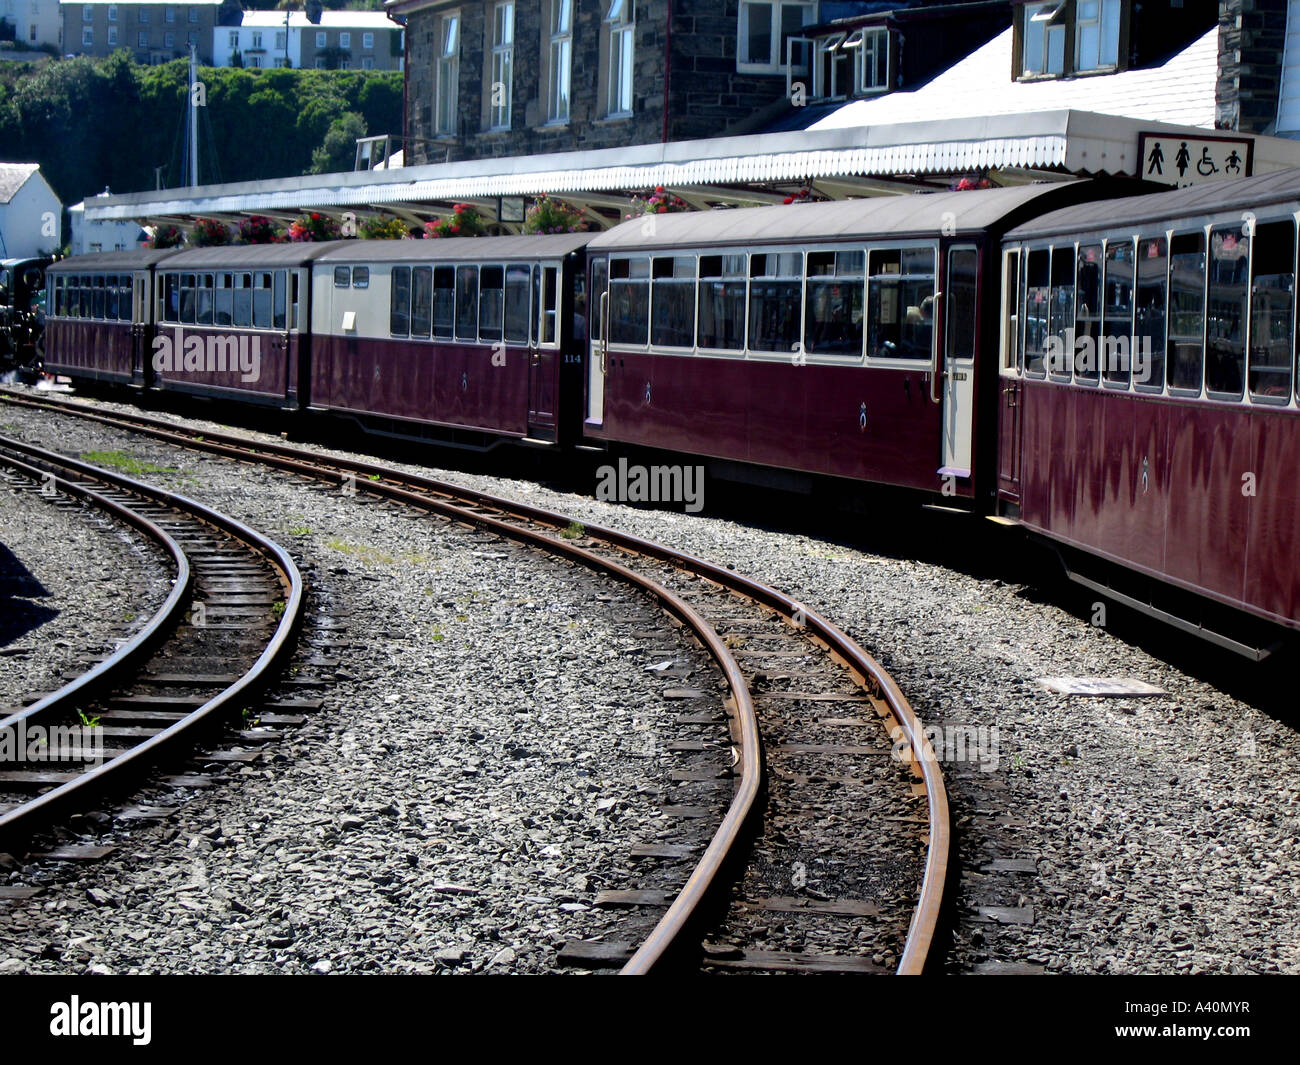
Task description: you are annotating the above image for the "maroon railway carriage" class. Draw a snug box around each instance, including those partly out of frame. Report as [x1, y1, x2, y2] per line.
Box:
[44, 250, 181, 386]
[310, 235, 590, 446]
[150, 243, 341, 407]
[1001, 169, 1300, 649]
[583, 183, 1112, 503]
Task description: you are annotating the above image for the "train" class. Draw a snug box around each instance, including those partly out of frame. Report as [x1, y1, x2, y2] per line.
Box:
[30, 168, 1300, 656]
[0, 256, 51, 377]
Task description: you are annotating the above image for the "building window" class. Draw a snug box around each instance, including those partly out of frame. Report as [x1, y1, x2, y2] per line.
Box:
[107, 26, 117, 44]
[604, 0, 633, 117]
[249, 55, 262, 68]
[251, 31, 261, 48]
[547, 0, 572, 123]
[228, 31, 238, 48]
[338, 58, 350, 68]
[361, 56, 374, 69]
[1019, 0, 1123, 78]
[164, 31, 174, 47]
[435, 11, 460, 136]
[276, 31, 286, 49]
[339, 31, 350, 48]
[363, 31, 373, 50]
[138, 30, 147, 46]
[315, 57, 327, 68]
[82, 4, 92, 21]
[316, 31, 326, 48]
[189, 6, 198, 23]
[107, 4, 116, 21]
[82, 26, 93, 46]
[489, 2, 514, 129]
[858, 26, 889, 92]
[139, 9, 148, 23]
[165, 7, 174, 23]
[738, 1, 815, 71]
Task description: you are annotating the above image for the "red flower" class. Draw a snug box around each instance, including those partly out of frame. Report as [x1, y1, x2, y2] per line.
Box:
[783, 197, 794, 204]
[450, 224, 460, 232]
[657, 205, 667, 213]
[655, 185, 665, 193]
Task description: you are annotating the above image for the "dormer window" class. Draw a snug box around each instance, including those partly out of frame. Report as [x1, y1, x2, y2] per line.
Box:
[1017, 0, 1125, 79]
[738, 1, 817, 73]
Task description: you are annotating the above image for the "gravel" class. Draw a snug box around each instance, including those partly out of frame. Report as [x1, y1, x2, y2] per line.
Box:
[4, 388, 1300, 974]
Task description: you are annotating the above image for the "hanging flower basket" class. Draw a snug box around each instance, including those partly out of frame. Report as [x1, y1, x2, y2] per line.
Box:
[360, 216, 410, 240]
[950, 174, 995, 191]
[625, 186, 690, 220]
[145, 224, 185, 249]
[781, 186, 817, 205]
[237, 215, 287, 244]
[287, 212, 343, 242]
[191, 217, 233, 247]
[424, 203, 487, 238]
[523, 195, 588, 235]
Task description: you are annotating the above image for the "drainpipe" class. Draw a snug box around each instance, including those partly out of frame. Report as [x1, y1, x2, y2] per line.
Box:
[662, 0, 673, 143]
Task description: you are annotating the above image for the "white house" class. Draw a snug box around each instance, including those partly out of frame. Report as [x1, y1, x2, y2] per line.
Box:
[0, 163, 61, 259]
[1, 0, 61, 50]
[212, 9, 296, 69]
[69, 195, 146, 254]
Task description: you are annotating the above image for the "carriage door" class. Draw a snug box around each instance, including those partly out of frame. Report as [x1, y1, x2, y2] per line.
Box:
[528, 263, 559, 438]
[996, 248, 1023, 500]
[587, 258, 607, 425]
[940, 246, 979, 478]
[132, 273, 150, 387]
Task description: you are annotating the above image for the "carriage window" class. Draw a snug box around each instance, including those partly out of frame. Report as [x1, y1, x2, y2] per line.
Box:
[411, 267, 433, 338]
[1206, 225, 1249, 398]
[868, 247, 934, 360]
[697, 254, 746, 350]
[253, 272, 273, 329]
[179, 273, 195, 325]
[479, 265, 505, 342]
[455, 265, 479, 341]
[1048, 247, 1075, 380]
[52, 276, 63, 317]
[1248, 219, 1295, 402]
[1023, 249, 1049, 376]
[194, 273, 212, 326]
[120, 276, 133, 321]
[749, 251, 803, 353]
[1102, 240, 1134, 386]
[352, 267, 369, 289]
[390, 266, 411, 336]
[805, 250, 864, 357]
[1002, 252, 1019, 372]
[233, 273, 253, 328]
[590, 259, 608, 347]
[105, 275, 120, 321]
[273, 271, 287, 330]
[92, 275, 106, 320]
[1166, 232, 1206, 393]
[947, 248, 978, 361]
[652, 256, 696, 348]
[214, 273, 233, 326]
[1134, 238, 1167, 392]
[610, 257, 649, 346]
[541, 265, 559, 345]
[161, 274, 176, 322]
[1074, 245, 1102, 382]
[433, 266, 455, 339]
[504, 264, 530, 343]
[334, 266, 351, 288]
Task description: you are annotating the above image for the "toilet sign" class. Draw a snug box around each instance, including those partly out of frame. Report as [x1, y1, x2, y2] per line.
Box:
[1138, 133, 1253, 187]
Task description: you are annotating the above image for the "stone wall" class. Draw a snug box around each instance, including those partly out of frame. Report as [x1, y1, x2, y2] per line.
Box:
[1216, 0, 1289, 132]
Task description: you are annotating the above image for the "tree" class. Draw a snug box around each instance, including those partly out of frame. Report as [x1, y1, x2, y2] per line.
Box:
[309, 111, 365, 174]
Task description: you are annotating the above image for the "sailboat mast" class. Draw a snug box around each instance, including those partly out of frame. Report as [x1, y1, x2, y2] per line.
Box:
[188, 43, 200, 187]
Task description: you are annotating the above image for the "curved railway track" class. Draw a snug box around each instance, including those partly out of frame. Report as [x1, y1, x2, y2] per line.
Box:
[0, 391, 950, 974]
[0, 430, 303, 849]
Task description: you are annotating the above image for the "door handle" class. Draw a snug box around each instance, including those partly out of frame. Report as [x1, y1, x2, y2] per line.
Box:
[929, 289, 944, 403]
[599, 290, 609, 375]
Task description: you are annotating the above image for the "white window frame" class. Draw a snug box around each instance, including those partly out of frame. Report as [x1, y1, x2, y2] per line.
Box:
[363, 31, 374, 50]
[316, 31, 326, 48]
[1074, 0, 1121, 72]
[107, 4, 117, 22]
[1021, 1, 1067, 76]
[251, 31, 261, 49]
[82, 26, 93, 45]
[435, 11, 460, 137]
[340, 31, 350, 48]
[605, 0, 633, 118]
[856, 26, 889, 93]
[490, 2, 515, 130]
[361, 56, 374, 69]
[82, 4, 92, 22]
[276, 31, 286, 49]
[547, 0, 573, 124]
[188, 6, 198, 24]
[137, 29, 147, 46]
[737, 1, 816, 74]
[228, 30, 237, 48]
[108, 26, 117, 45]
[249, 55, 261, 68]
[164, 31, 174, 48]
[164, 7, 174, 24]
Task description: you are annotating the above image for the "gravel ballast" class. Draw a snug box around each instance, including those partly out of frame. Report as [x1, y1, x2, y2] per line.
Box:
[3, 390, 1299, 974]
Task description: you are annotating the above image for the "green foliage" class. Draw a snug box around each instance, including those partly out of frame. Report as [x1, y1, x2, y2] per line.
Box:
[310, 110, 366, 175]
[0, 54, 401, 207]
[360, 215, 408, 239]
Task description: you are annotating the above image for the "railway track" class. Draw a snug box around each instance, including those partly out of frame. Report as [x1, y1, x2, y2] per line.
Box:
[0, 391, 951, 974]
[0, 430, 304, 849]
